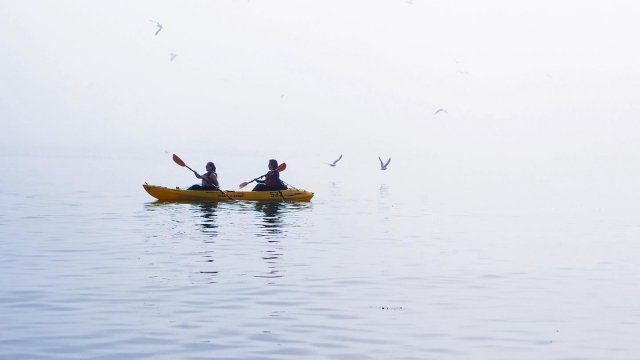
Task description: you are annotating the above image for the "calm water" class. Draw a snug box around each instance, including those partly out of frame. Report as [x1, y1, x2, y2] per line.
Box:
[1, 148, 640, 359]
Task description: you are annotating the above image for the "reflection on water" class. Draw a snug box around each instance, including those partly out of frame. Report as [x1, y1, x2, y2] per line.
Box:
[144, 201, 221, 281]
[251, 201, 312, 279]
[329, 181, 342, 197]
[253, 202, 285, 279]
[192, 203, 220, 280]
[144, 201, 219, 238]
[193, 202, 218, 238]
[379, 183, 389, 198]
[142, 201, 312, 281]
[254, 202, 284, 236]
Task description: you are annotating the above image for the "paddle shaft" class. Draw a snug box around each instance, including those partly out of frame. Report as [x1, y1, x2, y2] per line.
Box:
[185, 165, 198, 176]
[239, 163, 286, 189]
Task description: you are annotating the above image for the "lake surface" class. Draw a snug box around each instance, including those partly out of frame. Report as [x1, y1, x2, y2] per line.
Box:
[1, 147, 640, 359]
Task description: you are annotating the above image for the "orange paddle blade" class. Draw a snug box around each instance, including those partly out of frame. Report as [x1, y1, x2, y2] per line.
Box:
[276, 163, 286, 172]
[172, 154, 186, 167]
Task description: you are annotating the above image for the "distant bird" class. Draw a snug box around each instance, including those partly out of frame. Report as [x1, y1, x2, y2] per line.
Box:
[169, 53, 178, 61]
[327, 154, 343, 167]
[378, 156, 391, 170]
[434, 108, 447, 116]
[149, 20, 163, 36]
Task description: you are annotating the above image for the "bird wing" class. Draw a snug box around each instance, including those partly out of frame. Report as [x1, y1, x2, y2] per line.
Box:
[378, 156, 384, 167]
[384, 158, 391, 167]
[332, 154, 342, 165]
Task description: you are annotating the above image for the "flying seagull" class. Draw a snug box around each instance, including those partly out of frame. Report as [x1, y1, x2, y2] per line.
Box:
[149, 20, 163, 36]
[327, 154, 343, 167]
[434, 108, 447, 116]
[169, 53, 178, 61]
[378, 156, 391, 170]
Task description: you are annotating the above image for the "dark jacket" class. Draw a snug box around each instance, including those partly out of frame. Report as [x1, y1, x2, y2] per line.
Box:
[253, 170, 287, 191]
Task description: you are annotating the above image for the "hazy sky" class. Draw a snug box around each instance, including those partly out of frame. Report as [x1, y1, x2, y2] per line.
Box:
[1, 0, 639, 168]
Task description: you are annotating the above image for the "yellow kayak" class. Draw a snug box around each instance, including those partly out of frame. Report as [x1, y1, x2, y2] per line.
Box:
[143, 183, 314, 202]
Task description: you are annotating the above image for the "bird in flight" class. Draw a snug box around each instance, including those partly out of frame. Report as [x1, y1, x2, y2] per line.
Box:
[378, 156, 391, 170]
[169, 53, 178, 61]
[149, 20, 163, 36]
[434, 108, 447, 116]
[327, 154, 343, 167]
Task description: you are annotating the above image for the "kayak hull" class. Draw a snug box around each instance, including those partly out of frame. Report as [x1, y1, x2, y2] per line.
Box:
[143, 184, 314, 202]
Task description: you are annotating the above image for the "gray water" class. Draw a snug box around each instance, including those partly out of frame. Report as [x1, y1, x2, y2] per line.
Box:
[1, 147, 640, 359]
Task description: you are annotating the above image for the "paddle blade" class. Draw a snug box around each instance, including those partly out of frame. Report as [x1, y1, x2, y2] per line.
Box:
[172, 154, 186, 167]
[239, 182, 249, 189]
[276, 162, 286, 172]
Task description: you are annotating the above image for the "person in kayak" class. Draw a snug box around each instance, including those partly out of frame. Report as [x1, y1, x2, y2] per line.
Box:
[253, 159, 287, 191]
[188, 162, 219, 190]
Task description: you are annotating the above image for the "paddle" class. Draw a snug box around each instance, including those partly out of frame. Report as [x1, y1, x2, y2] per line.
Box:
[172, 154, 199, 176]
[239, 163, 287, 189]
[172, 154, 235, 201]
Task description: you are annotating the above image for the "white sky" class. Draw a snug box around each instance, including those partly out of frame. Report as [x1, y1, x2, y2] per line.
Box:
[1, 0, 639, 168]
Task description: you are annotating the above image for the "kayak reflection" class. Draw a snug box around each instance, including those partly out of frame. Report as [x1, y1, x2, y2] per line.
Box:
[192, 202, 219, 282]
[255, 202, 285, 236]
[193, 202, 218, 238]
[253, 202, 285, 279]
[143, 200, 311, 281]
[251, 202, 312, 280]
